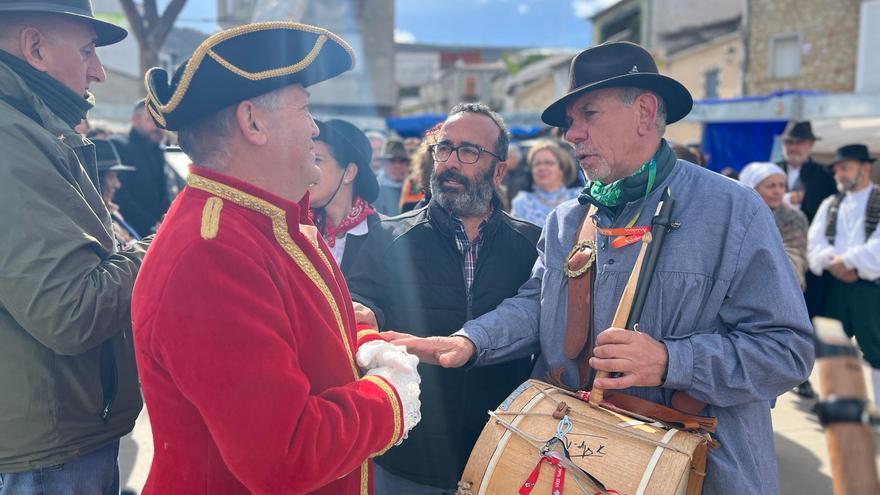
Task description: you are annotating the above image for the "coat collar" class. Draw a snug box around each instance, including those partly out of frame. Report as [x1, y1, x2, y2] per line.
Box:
[426, 196, 503, 240]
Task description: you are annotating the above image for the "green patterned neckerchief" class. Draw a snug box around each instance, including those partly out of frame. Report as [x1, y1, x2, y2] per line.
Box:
[588, 157, 657, 208]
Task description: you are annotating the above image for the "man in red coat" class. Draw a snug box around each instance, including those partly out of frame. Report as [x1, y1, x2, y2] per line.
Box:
[132, 22, 421, 494]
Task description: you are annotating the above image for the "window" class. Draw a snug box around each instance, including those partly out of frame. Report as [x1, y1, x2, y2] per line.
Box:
[768, 33, 801, 79]
[704, 68, 719, 98]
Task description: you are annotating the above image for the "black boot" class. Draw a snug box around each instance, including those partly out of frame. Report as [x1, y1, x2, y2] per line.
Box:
[795, 380, 817, 399]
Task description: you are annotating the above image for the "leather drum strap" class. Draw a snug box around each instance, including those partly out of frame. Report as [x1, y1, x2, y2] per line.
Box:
[560, 205, 709, 416]
[563, 206, 598, 388]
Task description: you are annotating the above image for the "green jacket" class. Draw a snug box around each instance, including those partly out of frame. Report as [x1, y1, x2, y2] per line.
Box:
[0, 59, 146, 472]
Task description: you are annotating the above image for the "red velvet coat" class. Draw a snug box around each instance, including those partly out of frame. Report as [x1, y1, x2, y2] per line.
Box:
[132, 166, 401, 494]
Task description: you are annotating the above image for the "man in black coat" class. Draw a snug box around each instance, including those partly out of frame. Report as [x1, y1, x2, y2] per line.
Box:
[112, 100, 171, 235]
[777, 120, 836, 223]
[777, 120, 835, 398]
[347, 103, 540, 494]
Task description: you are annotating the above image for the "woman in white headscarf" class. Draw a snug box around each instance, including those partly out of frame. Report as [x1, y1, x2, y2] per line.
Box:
[740, 162, 810, 290]
[741, 161, 815, 399]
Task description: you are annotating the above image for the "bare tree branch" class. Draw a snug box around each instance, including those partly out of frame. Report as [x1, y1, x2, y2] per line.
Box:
[118, 0, 189, 78]
[144, 0, 159, 30]
[118, 0, 146, 43]
[155, 0, 189, 48]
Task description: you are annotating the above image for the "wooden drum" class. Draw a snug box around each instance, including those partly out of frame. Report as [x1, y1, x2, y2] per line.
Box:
[458, 380, 710, 495]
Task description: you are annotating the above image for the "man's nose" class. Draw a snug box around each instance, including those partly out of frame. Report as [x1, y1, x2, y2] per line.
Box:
[89, 55, 106, 83]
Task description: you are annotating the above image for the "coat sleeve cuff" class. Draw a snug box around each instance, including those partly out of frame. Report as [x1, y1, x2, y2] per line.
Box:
[361, 375, 404, 456]
[661, 338, 694, 391]
[356, 326, 383, 349]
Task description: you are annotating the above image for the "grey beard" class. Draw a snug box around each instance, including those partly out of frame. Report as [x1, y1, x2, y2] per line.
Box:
[837, 170, 863, 193]
[431, 169, 495, 217]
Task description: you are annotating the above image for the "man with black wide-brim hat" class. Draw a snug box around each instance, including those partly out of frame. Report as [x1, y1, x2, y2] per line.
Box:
[776, 120, 836, 223]
[392, 41, 813, 495]
[132, 21, 421, 495]
[0, 2, 149, 492]
[808, 143, 880, 410]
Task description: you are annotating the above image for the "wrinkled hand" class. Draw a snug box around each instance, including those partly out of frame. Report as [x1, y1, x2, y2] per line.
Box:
[787, 190, 804, 205]
[352, 301, 378, 329]
[828, 257, 859, 283]
[382, 332, 475, 368]
[590, 328, 668, 389]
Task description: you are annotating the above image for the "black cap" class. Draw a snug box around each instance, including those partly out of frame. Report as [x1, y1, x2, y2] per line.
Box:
[379, 139, 409, 160]
[0, 0, 127, 46]
[830, 144, 875, 166]
[145, 22, 355, 131]
[315, 119, 379, 203]
[778, 121, 820, 141]
[93, 139, 135, 173]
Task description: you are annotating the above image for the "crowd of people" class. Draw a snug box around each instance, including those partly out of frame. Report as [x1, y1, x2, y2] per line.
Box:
[0, 2, 877, 495]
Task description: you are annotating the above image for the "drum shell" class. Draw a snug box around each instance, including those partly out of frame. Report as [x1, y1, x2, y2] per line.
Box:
[459, 380, 709, 495]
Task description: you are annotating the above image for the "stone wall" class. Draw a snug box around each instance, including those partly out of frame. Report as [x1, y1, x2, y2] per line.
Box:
[746, 0, 860, 95]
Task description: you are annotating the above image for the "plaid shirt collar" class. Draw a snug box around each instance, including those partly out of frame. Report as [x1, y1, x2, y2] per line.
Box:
[449, 204, 495, 290]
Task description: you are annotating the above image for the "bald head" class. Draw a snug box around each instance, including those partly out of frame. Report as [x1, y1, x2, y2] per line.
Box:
[0, 12, 105, 97]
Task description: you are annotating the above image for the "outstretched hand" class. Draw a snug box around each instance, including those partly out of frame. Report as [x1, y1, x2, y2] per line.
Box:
[590, 328, 668, 390]
[381, 332, 475, 368]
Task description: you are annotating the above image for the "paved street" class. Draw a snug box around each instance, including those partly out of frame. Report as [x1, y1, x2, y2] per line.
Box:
[118, 364, 880, 494]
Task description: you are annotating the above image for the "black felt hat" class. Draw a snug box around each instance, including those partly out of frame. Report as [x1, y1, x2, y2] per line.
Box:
[145, 22, 355, 131]
[315, 119, 379, 203]
[92, 139, 135, 173]
[379, 139, 408, 160]
[541, 41, 693, 127]
[778, 121, 820, 141]
[830, 144, 876, 166]
[0, 0, 127, 46]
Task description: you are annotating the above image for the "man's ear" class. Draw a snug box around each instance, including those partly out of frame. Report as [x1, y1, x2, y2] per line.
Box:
[635, 92, 660, 136]
[235, 100, 269, 146]
[19, 26, 50, 72]
[493, 160, 508, 186]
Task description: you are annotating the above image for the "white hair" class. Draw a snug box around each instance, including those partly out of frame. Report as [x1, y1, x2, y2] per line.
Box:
[177, 89, 285, 167]
[618, 87, 667, 137]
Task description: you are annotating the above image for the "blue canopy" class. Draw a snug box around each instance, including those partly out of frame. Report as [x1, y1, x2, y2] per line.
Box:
[385, 114, 446, 138]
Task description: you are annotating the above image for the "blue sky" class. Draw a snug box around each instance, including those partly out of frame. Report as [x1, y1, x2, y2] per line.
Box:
[168, 0, 618, 49]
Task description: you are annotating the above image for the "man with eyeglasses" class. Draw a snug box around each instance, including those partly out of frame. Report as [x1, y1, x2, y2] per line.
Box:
[346, 102, 540, 494]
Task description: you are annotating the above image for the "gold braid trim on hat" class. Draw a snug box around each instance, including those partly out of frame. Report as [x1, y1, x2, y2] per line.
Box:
[144, 21, 356, 120]
[206, 36, 328, 81]
[187, 173, 360, 380]
[146, 102, 166, 128]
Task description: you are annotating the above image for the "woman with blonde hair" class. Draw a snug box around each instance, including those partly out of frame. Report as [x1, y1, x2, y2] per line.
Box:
[511, 139, 580, 227]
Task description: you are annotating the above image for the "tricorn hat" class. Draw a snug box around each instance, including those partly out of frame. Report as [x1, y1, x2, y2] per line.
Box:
[379, 139, 409, 161]
[145, 22, 355, 131]
[315, 119, 379, 203]
[92, 139, 135, 173]
[830, 144, 876, 166]
[0, 0, 127, 46]
[541, 41, 693, 127]
[778, 121, 820, 141]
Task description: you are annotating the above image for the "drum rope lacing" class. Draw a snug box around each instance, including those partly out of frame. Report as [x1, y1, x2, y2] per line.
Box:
[495, 386, 696, 458]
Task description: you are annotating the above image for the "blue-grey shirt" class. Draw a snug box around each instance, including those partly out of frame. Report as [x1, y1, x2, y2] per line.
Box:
[457, 160, 814, 494]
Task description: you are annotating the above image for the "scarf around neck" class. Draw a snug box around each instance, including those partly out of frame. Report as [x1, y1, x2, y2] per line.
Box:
[578, 139, 676, 209]
[315, 197, 375, 248]
[0, 49, 93, 128]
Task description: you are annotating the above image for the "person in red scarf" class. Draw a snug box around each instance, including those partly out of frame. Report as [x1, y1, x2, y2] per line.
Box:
[310, 119, 383, 276]
[132, 22, 421, 495]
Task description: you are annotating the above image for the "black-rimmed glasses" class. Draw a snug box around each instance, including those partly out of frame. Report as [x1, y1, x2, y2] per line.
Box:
[429, 143, 503, 164]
